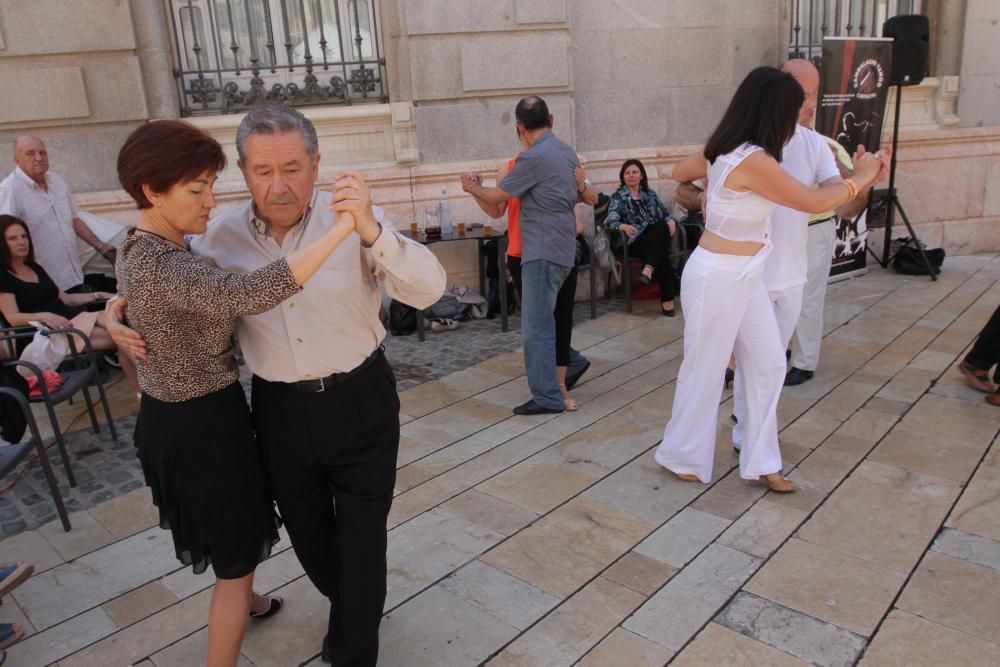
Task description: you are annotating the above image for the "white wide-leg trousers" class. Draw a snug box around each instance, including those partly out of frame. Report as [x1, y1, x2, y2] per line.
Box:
[732, 283, 803, 445]
[790, 220, 837, 371]
[655, 247, 786, 483]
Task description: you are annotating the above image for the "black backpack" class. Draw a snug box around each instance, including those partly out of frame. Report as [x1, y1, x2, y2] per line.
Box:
[389, 300, 417, 336]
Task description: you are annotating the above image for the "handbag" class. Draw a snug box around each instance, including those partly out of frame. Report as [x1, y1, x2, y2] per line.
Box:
[892, 238, 944, 275]
[17, 323, 72, 376]
[590, 228, 621, 286]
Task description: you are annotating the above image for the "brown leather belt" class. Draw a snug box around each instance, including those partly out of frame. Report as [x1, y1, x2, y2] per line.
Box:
[808, 215, 836, 227]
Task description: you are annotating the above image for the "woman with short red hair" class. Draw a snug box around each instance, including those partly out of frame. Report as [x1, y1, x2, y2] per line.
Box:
[115, 120, 356, 667]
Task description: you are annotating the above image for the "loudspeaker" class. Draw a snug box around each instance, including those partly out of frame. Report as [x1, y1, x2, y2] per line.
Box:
[882, 14, 929, 86]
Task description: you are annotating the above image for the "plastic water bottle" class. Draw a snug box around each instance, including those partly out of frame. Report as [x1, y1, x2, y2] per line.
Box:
[438, 189, 453, 235]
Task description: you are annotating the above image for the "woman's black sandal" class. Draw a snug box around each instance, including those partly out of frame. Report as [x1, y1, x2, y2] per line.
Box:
[249, 595, 283, 619]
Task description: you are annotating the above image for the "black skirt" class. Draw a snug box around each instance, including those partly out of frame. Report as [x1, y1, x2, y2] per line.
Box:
[134, 382, 280, 579]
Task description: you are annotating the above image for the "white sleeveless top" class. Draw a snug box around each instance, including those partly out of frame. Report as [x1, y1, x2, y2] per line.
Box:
[705, 143, 775, 243]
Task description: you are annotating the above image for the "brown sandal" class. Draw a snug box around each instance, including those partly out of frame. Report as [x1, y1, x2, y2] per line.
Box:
[672, 472, 700, 483]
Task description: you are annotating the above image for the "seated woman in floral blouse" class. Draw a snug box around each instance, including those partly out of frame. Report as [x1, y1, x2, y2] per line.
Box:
[605, 158, 679, 316]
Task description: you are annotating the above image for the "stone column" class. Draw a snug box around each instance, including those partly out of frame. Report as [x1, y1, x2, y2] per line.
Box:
[958, 0, 1000, 127]
[131, 0, 181, 119]
[925, 0, 966, 76]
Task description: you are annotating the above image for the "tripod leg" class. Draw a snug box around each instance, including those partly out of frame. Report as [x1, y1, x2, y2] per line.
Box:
[895, 201, 939, 281]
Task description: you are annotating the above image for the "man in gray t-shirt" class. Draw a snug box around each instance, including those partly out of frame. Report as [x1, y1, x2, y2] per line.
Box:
[500, 131, 579, 266]
[463, 96, 581, 414]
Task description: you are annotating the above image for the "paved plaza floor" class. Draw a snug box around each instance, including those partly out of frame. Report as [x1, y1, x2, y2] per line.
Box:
[2, 256, 999, 666]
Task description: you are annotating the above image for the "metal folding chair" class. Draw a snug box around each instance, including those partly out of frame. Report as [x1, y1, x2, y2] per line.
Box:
[0, 387, 71, 531]
[0, 326, 119, 489]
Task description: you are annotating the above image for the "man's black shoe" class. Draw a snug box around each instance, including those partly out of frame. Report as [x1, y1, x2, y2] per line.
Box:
[733, 446, 740, 457]
[513, 400, 564, 416]
[784, 367, 814, 386]
[565, 360, 591, 390]
[730, 414, 738, 425]
[321, 634, 331, 663]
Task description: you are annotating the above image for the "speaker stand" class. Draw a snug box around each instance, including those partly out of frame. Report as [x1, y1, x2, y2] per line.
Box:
[867, 83, 938, 281]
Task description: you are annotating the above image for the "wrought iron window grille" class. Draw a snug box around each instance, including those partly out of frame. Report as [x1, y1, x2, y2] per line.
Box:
[787, 0, 923, 65]
[168, 0, 388, 116]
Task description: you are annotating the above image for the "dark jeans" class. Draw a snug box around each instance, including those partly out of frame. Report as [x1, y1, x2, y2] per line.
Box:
[509, 256, 587, 370]
[966, 304, 1000, 383]
[628, 219, 678, 301]
[251, 352, 400, 667]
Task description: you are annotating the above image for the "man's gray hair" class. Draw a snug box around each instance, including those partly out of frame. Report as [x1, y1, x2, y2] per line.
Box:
[235, 105, 319, 161]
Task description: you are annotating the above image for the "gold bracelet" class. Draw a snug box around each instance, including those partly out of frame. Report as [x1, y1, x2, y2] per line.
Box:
[848, 178, 860, 198]
[841, 179, 858, 201]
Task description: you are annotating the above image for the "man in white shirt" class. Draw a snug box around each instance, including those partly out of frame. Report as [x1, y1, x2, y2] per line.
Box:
[0, 136, 114, 290]
[110, 106, 445, 666]
[786, 137, 861, 385]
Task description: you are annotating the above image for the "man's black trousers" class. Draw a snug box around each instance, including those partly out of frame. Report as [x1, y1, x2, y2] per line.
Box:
[252, 352, 400, 667]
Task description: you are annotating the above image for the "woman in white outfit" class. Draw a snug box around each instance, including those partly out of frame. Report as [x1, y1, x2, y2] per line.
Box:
[655, 67, 882, 491]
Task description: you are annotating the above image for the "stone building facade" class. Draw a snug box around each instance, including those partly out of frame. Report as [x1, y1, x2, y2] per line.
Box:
[0, 0, 997, 286]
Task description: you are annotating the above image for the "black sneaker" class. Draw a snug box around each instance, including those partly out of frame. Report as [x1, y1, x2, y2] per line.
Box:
[513, 400, 564, 416]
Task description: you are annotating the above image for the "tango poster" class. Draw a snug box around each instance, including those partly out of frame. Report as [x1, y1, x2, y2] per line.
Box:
[817, 37, 893, 278]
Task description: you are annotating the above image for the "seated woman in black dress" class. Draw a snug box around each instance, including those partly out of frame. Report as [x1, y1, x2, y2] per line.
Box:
[605, 159, 679, 316]
[115, 120, 359, 667]
[0, 214, 138, 390]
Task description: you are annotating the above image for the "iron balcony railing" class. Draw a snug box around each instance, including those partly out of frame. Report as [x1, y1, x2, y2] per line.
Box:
[788, 0, 923, 64]
[169, 0, 388, 116]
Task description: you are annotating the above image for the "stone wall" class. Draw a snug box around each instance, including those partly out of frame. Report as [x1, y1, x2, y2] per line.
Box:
[958, 0, 1000, 128]
[382, 0, 782, 164]
[0, 0, 172, 192]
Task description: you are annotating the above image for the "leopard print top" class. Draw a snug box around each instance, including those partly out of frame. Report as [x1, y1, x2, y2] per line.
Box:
[117, 230, 301, 402]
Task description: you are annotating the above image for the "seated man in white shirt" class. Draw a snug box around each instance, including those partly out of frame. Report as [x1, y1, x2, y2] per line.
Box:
[0, 136, 115, 291]
[109, 105, 446, 667]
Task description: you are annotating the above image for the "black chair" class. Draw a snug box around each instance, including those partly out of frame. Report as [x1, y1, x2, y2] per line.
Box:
[612, 223, 689, 314]
[0, 326, 119, 489]
[675, 210, 706, 276]
[0, 387, 71, 531]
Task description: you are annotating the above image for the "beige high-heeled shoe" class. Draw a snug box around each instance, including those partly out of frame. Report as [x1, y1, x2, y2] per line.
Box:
[761, 473, 796, 493]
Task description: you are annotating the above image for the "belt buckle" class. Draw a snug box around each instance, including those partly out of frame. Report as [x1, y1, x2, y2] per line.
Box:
[314, 376, 326, 393]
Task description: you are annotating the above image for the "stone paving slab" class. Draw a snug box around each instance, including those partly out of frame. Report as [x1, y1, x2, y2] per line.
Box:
[5, 257, 1000, 665]
[486, 576, 645, 667]
[715, 592, 867, 667]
